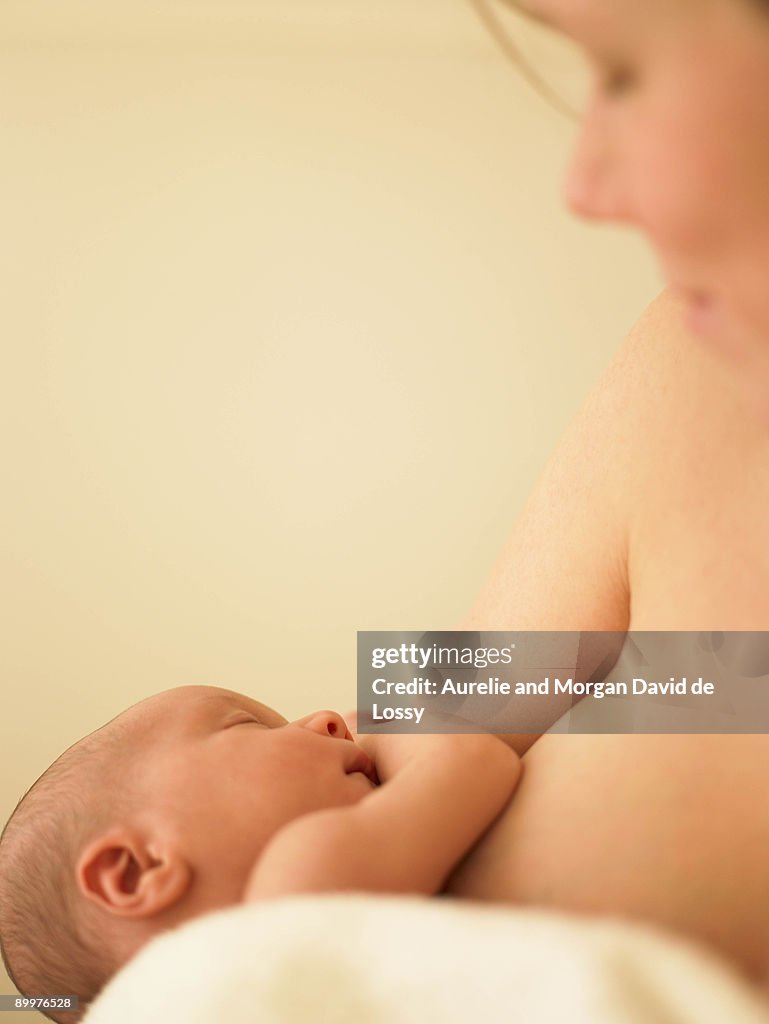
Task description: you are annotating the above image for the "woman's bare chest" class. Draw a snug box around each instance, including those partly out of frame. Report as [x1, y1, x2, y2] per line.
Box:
[628, 437, 769, 629]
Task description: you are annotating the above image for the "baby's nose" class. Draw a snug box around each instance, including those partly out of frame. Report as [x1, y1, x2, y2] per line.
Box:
[297, 710, 353, 741]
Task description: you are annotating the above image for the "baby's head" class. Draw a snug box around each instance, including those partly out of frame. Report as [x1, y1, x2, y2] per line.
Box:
[0, 685, 376, 1021]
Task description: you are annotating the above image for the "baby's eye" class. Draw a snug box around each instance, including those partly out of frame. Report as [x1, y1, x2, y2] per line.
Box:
[226, 715, 261, 728]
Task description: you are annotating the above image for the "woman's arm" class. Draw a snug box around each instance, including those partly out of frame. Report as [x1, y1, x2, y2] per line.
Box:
[459, 318, 642, 633]
[457, 289, 698, 753]
[243, 731, 520, 901]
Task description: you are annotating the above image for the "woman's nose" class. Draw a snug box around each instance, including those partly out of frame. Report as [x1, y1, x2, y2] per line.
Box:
[295, 710, 353, 741]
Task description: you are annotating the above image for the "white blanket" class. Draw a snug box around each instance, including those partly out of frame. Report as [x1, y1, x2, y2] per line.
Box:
[84, 895, 769, 1023]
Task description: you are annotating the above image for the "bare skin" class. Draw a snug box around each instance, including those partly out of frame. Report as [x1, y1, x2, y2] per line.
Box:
[438, 0, 769, 979]
[67, 293, 769, 996]
[58, 299, 766, 1009]
[446, 732, 769, 981]
[143, 0, 769, 985]
[244, 288, 769, 984]
[445, 287, 769, 982]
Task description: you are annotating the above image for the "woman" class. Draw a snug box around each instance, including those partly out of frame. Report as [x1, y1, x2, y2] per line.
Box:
[464, 0, 769, 633]
[450, 0, 769, 981]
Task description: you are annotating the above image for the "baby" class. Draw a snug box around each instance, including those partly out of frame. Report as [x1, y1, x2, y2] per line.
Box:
[5, 683, 769, 1024]
[0, 685, 520, 1023]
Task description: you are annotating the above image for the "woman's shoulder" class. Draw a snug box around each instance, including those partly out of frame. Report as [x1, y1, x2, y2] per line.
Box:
[462, 287, 769, 633]
[612, 286, 759, 453]
[617, 287, 769, 628]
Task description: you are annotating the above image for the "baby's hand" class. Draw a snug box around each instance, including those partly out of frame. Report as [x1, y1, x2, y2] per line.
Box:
[349, 710, 507, 785]
[355, 731, 422, 783]
[248, 711, 520, 901]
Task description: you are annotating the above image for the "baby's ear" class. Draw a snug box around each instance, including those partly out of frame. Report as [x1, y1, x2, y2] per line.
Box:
[76, 829, 192, 918]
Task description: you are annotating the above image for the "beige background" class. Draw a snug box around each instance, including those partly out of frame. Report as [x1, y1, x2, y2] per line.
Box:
[0, 0, 660, 1015]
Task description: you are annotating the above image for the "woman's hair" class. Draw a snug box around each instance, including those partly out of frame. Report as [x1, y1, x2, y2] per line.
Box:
[467, 0, 769, 119]
[467, 0, 584, 120]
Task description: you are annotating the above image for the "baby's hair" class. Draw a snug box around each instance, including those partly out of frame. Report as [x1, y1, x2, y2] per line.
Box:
[0, 723, 134, 1023]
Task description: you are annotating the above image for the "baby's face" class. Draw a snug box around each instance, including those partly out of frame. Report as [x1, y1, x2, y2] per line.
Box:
[119, 686, 377, 905]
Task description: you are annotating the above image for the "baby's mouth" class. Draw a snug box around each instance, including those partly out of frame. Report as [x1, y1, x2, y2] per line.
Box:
[345, 747, 379, 785]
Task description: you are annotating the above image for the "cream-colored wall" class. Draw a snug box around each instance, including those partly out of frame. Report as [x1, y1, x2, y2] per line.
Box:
[0, 1, 661, 1015]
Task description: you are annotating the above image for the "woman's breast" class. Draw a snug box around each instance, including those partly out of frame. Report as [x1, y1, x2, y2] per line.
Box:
[446, 733, 769, 980]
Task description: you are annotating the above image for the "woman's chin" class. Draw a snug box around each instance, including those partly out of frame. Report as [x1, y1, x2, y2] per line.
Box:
[680, 288, 720, 337]
[676, 290, 769, 428]
[680, 289, 752, 365]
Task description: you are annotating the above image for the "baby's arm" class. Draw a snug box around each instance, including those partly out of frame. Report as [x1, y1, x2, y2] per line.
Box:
[243, 730, 520, 901]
